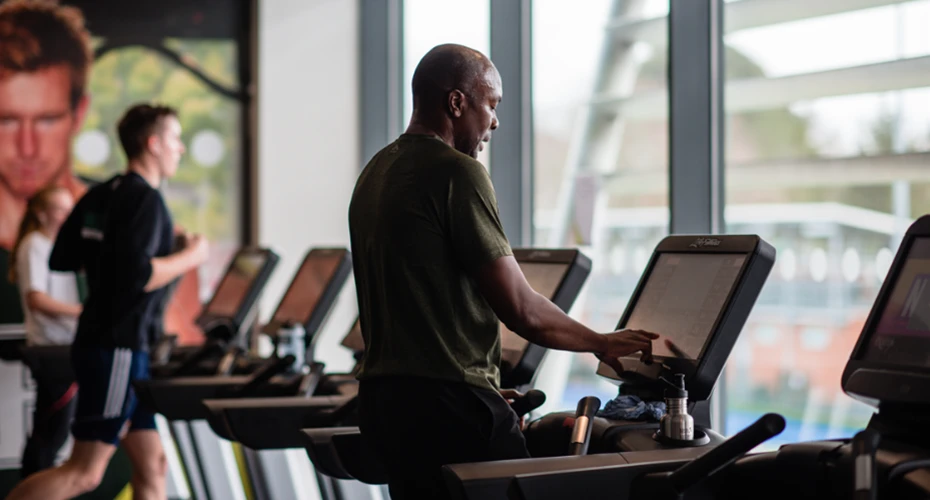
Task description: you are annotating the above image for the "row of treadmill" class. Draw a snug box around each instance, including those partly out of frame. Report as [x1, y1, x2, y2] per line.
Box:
[20, 217, 930, 500]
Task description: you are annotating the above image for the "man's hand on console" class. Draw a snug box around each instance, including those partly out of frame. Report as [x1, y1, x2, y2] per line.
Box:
[596, 329, 659, 375]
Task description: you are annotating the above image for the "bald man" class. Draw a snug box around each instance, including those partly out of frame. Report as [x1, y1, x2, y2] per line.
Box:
[348, 43, 658, 499]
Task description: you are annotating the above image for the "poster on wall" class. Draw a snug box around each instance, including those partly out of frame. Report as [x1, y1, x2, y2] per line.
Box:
[0, 0, 249, 340]
[0, 0, 249, 470]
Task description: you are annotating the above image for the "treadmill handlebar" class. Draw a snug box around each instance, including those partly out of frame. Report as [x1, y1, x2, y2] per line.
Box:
[510, 389, 546, 418]
[237, 355, 297, 396]
[668, 412, 785, 492]
[170, 339, 225, 376]
[568, 396, 601, 456]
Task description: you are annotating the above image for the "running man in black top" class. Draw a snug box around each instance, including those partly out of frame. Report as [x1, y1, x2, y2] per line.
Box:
[6, 104, 209, 500]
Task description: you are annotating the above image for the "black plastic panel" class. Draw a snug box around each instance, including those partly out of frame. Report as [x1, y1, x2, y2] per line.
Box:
[204, 395, 352, 449]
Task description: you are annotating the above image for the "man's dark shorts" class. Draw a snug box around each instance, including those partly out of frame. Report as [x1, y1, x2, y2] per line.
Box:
[71, 347, 156, 445]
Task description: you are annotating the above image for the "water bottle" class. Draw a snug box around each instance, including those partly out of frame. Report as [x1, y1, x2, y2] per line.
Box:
[660, 373, 694, 441]
[275, 322, 306, 373]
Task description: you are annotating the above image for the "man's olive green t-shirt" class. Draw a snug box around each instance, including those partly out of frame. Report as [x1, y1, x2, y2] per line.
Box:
[348, 134, 512, 392]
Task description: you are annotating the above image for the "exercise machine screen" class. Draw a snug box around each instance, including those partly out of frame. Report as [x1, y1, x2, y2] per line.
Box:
[623, 253, 746, 360]
[203, 252, 273, 318]
[270, 252, 345, 328]
[861, 237, 930, 368]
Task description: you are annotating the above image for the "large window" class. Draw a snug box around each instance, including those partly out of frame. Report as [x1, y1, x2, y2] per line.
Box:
[532, 0, 670, 413]
[722, 0, 930, 448]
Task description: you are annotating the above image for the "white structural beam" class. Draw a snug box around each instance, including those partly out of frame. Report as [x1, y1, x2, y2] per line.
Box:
[602, 152, 930, 195]
[607, 0, 906, 48]
[593, 55, 930, 121]
[536, 202, 909, 236]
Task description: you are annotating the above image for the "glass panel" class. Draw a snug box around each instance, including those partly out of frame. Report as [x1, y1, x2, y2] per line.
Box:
[77, 40, 242, 292]
[723, 0, 930, 449]
[532, 0, 669, 414]
[403, 0, 491, 167]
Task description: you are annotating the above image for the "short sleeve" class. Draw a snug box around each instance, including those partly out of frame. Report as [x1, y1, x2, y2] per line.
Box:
[49, 200, 84, 272]
[23, 236, 51, 294]
[447, 160, 513, 269]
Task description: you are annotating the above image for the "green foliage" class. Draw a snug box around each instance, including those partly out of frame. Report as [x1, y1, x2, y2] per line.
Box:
[74, 38, 241, 242]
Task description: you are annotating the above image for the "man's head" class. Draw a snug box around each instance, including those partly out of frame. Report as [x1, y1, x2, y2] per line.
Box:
[118, 104, 185, 181]
[0, 0, 93, 199]
[411, 44, 502, 159]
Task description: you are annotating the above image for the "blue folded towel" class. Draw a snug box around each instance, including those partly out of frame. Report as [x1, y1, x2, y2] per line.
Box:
[597, 395, 666, 421]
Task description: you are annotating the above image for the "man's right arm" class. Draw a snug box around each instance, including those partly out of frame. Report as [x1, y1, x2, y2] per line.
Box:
[473, 255, 658, 367]
[144, 233, 208, 292]
[445, 159, 658, 366]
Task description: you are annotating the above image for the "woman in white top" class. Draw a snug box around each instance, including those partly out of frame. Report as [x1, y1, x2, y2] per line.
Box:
[8, 186, 82, 478]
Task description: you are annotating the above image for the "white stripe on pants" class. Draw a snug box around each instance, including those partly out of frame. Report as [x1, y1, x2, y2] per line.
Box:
[102, 348, 132, 418]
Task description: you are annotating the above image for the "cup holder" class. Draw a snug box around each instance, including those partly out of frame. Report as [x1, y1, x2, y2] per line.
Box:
[653, 427, 711, 448]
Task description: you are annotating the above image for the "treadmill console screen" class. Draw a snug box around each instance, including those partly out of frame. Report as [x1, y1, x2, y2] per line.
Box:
[623, 253, 746, 360]
[271, 253, 344, 327]
[500, 262, 570, 367]
[861, 237, 930, 368]
[204, 252, 271, 318]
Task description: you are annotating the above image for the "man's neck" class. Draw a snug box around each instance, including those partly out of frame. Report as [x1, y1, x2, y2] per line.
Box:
[60, 171, 88, 200]
[406, 115, 455, 150]
[127, 159, 163, 189]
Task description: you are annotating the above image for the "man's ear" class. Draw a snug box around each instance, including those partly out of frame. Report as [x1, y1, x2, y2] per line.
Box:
[448, 89, 466, 118]
[71, 94, 90, 134]
[146, 134, 161, 157]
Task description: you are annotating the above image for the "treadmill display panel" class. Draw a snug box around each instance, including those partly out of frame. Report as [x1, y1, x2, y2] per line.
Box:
[203, 252, 272, 318]
[271, 253, 344, 327]
[499, 262, 570, 368]
[623, 253, 746, 360]
[862, 237, 930, 368]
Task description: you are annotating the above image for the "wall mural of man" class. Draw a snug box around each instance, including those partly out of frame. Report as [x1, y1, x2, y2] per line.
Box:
[0, 0, 201, 344]
[0, 0, 92, 324]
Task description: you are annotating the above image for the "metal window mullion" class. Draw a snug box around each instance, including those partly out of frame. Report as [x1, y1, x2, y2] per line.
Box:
[668, 0, 726, 430]
[360, 0, 405, 167]
[490, 0, 533, 246]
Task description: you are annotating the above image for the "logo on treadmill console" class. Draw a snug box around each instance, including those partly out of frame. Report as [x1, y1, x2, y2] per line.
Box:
[689, 238, 721, 248]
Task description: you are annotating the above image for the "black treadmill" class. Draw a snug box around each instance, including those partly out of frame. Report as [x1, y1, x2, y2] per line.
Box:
[134, 247, 351, 500]
[307, 234, 776, 499]
[149, 246, 280, 377]
[135, 247, 352, 422]
[203, 248, 592, 456]
[650, 216, 930, 500]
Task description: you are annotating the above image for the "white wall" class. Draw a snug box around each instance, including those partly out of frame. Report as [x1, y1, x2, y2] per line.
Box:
[257, 0, 360, 372]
